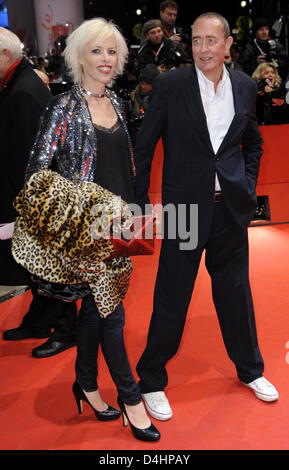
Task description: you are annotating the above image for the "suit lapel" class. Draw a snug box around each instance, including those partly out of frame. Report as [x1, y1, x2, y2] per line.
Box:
[180, 65, 245, 156]
[180, 65, 215, 154]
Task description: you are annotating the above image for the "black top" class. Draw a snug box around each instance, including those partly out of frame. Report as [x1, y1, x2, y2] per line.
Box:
[93, 120, 135, 204]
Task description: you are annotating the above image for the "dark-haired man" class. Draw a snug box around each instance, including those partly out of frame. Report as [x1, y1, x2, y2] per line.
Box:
[159, 0, 191, 54]
[138, 18, 191, 74]
[239, 17, 288, 79]
[135, 12, 278, 421]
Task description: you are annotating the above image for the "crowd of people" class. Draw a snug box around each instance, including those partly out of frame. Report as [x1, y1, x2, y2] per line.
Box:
[124, 4, 289, 127]
[21, 2, 289, 128]
[0, 1, 287, 444]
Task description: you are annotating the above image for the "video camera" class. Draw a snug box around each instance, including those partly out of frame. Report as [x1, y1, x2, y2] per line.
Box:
[257, 39, 278, 66]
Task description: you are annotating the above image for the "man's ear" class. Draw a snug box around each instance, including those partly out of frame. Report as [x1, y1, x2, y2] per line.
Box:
[1, 48, 13, 63]
[225, 35, 234, 52]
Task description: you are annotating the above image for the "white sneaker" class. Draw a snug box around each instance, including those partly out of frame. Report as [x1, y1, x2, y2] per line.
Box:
[142, 391, 173, 421]
[241, 377, 279, 402]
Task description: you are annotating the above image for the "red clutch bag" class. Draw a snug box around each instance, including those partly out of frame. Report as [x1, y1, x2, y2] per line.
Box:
[109, 214, 155, 258]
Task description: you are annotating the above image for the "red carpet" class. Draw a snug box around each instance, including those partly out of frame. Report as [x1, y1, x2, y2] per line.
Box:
[1, 224, 289, 450]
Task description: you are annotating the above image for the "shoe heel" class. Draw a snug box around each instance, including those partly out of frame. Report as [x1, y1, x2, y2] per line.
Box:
[117, 397, 160, 442]
[76, 398, 83, 414]
[121, 411, 128, 427]
[72, 381, 120, 421]
[73, 394, 83, 414]
[72, 382, 84, 414]
[118, 398, 129, 427]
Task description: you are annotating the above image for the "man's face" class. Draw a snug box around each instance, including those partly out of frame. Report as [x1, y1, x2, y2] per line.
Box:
[256, 26, 269, 41]
[147, 27, 164, 45]
[160, 7, 177, 25]
[192, 16, 233, 81]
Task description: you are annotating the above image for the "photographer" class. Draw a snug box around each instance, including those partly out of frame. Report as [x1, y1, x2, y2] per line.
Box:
[252, 62, 289, 124]
[127, 64, 160, 145]
[137, 19, 191, 75]
[159, 0, 192, 55]
[239, 17, 288, 80]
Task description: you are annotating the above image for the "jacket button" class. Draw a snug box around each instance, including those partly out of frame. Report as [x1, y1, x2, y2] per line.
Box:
[216, 157, 220, 161]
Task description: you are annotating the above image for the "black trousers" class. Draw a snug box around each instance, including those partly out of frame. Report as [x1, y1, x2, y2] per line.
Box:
[20, 286, 77, 340]
[75, 294, 141, 406]
[137, 201, 264, 392]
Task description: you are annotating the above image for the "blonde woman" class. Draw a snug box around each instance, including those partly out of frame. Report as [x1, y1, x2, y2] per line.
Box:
[24, 18, 160, 442]
[252, 62, 288, 124]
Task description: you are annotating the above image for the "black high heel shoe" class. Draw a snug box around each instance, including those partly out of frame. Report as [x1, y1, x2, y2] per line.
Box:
[117, 397, 160, 442]
[72, 381, 121, 421]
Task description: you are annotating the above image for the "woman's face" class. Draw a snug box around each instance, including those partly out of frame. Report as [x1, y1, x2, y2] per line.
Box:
[80, 34, 118, 89]
[263, 66, 276, 81]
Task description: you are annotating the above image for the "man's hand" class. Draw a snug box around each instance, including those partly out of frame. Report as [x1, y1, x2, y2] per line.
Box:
[169, 33, 181, 42]
[257, 54, 267, 64]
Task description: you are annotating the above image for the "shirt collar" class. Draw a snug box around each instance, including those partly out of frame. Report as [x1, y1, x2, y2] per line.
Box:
[195, 63, 229, 94]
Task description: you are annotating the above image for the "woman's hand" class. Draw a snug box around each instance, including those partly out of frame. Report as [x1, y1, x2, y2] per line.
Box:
[0, 222, 15, 240]
[272, 98, 285, 106]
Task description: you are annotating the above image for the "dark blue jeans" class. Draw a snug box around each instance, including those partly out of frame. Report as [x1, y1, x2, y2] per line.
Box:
[75, 294, 141, 406]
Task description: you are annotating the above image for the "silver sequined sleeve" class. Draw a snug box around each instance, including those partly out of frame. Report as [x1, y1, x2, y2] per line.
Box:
[25, 99, 66, 182]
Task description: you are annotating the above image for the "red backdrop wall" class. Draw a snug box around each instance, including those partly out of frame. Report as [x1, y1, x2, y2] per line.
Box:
[148, 123, 289, 225]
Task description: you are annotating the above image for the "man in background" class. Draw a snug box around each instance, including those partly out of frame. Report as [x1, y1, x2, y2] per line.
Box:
[239, 17, 288, 79]
[137, 19, 191, 74]
[0, 27, 77, 358]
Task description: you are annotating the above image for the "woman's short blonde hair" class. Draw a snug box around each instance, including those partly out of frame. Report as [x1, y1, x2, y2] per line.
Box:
[252, 62, 281, 88]
[63, 18, 128, 85]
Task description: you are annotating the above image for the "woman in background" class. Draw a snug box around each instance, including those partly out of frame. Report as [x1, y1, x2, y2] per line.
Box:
[252, 62, 288, 124]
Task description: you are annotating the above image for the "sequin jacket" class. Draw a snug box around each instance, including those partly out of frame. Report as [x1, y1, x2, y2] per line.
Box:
[24, 84, 135, 316]
[26, 83, 136, 183]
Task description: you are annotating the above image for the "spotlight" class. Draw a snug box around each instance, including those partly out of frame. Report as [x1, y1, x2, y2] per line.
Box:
[241, 1, 247, 7]
[136, 9, 142, 16]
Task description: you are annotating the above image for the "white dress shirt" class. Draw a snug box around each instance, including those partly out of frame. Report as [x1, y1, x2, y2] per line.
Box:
[195, 64, 235, 191]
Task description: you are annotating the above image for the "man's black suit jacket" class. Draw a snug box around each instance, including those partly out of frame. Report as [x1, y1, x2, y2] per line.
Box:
[0, 58, 51, 284]
[0, 58, 51, 223]
[134, 64, 263, 247]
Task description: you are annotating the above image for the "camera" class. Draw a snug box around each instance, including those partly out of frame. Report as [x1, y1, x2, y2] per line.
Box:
[179, 32, 191, 44]
[258, 78, 274, 93]
[159, 50, 183, 70]
[268, 40, 277, 56]
[257, 39, 278, 65]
